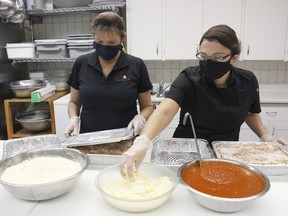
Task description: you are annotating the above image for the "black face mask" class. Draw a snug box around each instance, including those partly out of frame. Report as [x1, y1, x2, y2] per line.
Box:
[93, 41, 122, 61]
[199, 59, 231, 81]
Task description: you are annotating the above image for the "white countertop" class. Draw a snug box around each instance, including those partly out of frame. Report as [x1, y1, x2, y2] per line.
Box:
[1, 142, 288, 216]
[1, 166, 287, 216]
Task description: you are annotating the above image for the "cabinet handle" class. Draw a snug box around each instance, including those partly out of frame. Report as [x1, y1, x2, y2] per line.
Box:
[156, 44, 159, 55]
[247, 44, 250, 56]
[266, 111, 277, 117]
[272, 125, 275, 135]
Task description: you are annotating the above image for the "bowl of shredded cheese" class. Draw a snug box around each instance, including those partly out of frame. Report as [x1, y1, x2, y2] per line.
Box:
[0, 148, 89, 200]
[95, 163, 177, 212]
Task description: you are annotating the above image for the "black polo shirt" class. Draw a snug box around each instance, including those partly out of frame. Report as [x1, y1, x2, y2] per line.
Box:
[166, 66, 261, 144]
[67, 51, 152, 133]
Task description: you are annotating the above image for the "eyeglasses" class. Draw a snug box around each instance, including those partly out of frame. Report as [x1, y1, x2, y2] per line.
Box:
[196, 52, 231, 62]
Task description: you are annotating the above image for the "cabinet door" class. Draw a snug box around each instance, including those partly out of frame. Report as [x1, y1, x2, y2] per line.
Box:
[126, 0, 163, 60]
[163, 0, 203, 60]
[285, 17, 288, 61]
[203, 0, 243, 40]
[242, 0, 288, 60]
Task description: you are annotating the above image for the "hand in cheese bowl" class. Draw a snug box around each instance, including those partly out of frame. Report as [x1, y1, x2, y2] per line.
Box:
[95, 163, 177, 212]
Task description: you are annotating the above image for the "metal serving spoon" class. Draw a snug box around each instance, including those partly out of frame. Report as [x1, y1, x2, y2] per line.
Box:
[183, 112, 202, 167]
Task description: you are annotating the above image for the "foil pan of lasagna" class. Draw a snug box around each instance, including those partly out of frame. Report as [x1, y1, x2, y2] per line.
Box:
[68, 139, 133, 165]
[62, 128, 134, 165]
[150, 138, 214, 169]
[212, 141, 288, 175]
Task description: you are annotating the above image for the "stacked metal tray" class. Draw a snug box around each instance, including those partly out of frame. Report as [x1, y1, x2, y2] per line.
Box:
[150, 138, 214, 169]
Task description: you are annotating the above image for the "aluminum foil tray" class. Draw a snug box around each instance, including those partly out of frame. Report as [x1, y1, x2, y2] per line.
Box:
[212, 141, 288, 175]
[2, 134, 62, 159]
[62, 128, 133, 147]
[150, 138, 214, 168]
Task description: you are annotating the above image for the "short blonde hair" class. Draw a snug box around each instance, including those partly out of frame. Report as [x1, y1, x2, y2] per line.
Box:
[91, 11, 125, 36]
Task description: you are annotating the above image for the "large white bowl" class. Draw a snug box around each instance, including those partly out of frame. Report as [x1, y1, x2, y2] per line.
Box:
[96, 163, 177, 212]
[0, 148, 89, 200]
[178, 159, 270, 213]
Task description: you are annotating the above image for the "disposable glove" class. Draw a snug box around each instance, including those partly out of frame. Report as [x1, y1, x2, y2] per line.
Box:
[260, 134, 288, 148]
[119, 135, 151, 178]
[64, 116, 80, 138]
[127, 114, 146, 136]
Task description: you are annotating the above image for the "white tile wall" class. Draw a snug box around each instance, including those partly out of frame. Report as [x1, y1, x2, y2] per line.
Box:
[145, 60, 288, 84]
[25, 12, 288, 84]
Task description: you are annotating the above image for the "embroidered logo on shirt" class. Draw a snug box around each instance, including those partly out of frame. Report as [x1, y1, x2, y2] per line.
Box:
[114, 75, 129, 82]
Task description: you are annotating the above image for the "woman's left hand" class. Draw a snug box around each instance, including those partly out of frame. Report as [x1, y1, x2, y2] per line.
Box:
[127, 114, 146, 136]
[260, 134, 288, 148]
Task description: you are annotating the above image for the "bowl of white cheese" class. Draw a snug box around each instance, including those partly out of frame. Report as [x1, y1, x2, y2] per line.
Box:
[95, 163, 177, 212]
[0, 148, 89, 200]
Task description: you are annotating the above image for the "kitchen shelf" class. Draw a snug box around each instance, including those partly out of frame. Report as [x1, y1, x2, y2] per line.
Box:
[12, 58, 76, 64]
[4, 91, 69, 139]
[26, 4, 125, 16]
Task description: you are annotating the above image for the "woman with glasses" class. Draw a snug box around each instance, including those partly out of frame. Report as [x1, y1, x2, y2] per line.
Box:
[120, 24, 287, 177]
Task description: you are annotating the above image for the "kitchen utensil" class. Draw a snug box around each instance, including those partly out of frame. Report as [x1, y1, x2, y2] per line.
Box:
[9, 0, 25, 23]
[182, 112, 202, 166]
[0, 0, 16, 20]
[9, 79, 45, 98]
[178, 158, 270, 212]
[95, 163, 177, 212]
[15, 109, 51, 132]
[0, 148, 89, 200]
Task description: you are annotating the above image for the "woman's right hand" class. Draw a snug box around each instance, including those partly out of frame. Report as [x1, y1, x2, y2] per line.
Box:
[119, 135, 151, 178]
[64, 116, 80, 138]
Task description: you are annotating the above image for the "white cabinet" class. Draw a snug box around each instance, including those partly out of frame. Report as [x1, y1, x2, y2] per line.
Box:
[163, 0, 202, 60]
[202, 0, 243, 40]
[242, 0, 288, 60]
[285, 18, 288, 61]
[53, 94, 70, 141]
[239, 103, 288, 141]
[126, 0, 202, 60]
[126, 0, 162, 60]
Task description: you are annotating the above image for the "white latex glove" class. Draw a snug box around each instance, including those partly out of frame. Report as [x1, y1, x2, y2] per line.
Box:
[127, 114, 146, 136]
[119, 135, 151, 178]
[260, 134, 288, 147]
[64, 116, 80, 138]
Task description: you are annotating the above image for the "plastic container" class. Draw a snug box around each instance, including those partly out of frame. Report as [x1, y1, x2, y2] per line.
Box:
[29, 72, 46, 80]
[46, 69, 70, 91]
[6, 43, 35, 59]
[35, 39, 68, 59]
[68, 46, 94, 58]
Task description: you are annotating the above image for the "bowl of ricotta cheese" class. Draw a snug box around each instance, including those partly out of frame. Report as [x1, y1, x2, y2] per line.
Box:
[95, 163, 177, 212]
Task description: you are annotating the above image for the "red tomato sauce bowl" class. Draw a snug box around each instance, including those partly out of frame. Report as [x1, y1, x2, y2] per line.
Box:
[177, 159, 270, 212]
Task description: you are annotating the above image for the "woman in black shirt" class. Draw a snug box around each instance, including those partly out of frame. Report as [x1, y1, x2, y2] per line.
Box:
[64, 12, 153, 137]
[120, 25, 288, 177]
